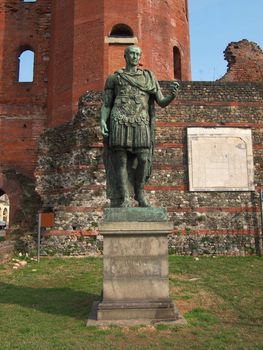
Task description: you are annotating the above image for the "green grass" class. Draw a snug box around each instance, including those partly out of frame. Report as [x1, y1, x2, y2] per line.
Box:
[0, 256, 262, 350]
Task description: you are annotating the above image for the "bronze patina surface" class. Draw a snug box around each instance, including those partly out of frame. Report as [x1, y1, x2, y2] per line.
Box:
[100, 45, 180, 208]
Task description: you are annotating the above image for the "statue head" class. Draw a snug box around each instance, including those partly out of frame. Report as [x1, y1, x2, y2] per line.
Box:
[124, 45, 142, 67]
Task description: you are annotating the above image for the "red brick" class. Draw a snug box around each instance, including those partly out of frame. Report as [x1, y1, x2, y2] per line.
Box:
[220, 40, 263, 82]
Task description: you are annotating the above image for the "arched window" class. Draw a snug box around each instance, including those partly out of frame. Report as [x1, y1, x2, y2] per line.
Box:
[110, 24, 134, 37]
[173, 46, 182, 80]
[18, 49, 35, 82]
[107, 24, 136, 73]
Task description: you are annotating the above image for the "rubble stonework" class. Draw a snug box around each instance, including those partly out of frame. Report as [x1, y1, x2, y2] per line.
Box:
[35, 81, 263, 255]
[220, 40, 263, 82]
[168, 234, 257, 256]
[15, 234, 102, 257]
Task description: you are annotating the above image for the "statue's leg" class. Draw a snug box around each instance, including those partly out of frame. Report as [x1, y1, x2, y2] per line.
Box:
[113, 150, 130, 207]
[134, 150, 150, 207]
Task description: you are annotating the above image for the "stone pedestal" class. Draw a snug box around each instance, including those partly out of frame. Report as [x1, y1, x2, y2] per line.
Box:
[88, 208, 182, 325]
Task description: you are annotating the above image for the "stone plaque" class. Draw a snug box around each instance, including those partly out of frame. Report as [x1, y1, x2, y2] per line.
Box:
[187, 128, 254, 191]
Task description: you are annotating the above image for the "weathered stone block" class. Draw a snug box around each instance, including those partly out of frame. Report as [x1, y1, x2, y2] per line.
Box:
[188, 127, 254, 191]
[88, 208, 179, 324]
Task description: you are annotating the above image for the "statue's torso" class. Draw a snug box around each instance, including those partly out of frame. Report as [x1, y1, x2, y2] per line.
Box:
[110, 73, 150, 127]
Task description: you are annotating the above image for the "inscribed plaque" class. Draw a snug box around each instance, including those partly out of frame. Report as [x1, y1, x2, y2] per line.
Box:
[187, 128, 254, 191]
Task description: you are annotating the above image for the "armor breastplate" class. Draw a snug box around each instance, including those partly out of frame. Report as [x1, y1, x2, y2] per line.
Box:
[111, 75, 150, 126]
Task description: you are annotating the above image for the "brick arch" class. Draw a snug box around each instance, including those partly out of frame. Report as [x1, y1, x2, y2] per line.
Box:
[0, 172, 23, 226]
[110, 23, 134, 37]
[17, 44, 35, 56]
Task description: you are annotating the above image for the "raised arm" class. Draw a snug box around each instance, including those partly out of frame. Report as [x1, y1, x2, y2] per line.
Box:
[155, 81, 180, 108]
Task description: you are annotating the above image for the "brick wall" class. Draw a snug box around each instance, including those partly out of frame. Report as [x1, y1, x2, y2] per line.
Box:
[0, 0, 51, 177]
[35, 82, 263, 255]
[47, 0, 191, 126]
[220, 40, 263, 82]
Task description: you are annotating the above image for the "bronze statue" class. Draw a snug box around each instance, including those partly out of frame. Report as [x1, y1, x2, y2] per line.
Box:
[100, 45, 179, 207]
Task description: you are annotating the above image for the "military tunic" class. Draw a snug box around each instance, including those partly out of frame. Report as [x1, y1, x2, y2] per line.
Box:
[104, 69, 161, 150]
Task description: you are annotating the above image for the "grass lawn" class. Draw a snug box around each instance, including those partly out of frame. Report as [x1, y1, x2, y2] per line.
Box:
[0, 256, 262, 350]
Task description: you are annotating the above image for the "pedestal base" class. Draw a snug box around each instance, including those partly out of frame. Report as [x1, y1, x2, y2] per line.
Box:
[97, 300, 177, 321]
[87, 208, 184, 326]
[87, 301, 186, 326]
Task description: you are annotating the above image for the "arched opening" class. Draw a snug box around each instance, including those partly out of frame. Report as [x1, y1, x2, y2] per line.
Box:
[0, 193, 10, 230]
[18, 49, 35, 82]
[173, 46, 182, 80]
[110, 24, 134, 37]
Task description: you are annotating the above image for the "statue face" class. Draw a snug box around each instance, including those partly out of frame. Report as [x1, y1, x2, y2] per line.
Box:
[125, 46, 141, 66]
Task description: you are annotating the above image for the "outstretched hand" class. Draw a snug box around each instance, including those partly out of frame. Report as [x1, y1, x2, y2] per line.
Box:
[170, 81, 180, 96]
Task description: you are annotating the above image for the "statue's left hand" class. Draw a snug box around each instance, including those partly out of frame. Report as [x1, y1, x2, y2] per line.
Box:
[170, 81, 180, 96]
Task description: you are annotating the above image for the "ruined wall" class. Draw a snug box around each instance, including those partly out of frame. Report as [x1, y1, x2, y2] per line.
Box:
[36, 82, 263, 255]
[220, 40, 263, 82]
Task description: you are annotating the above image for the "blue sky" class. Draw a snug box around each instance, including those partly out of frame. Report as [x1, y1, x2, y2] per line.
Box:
[189, 0, 263, 81]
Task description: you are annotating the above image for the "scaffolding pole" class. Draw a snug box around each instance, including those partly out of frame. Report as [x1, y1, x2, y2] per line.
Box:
[37, 213, 41, 262]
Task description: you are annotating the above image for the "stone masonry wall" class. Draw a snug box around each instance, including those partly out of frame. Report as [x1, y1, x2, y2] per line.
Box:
[35, 82, 263, 255]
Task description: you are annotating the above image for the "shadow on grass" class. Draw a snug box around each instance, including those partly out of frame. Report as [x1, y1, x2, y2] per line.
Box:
[0, 282, 100, 320]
